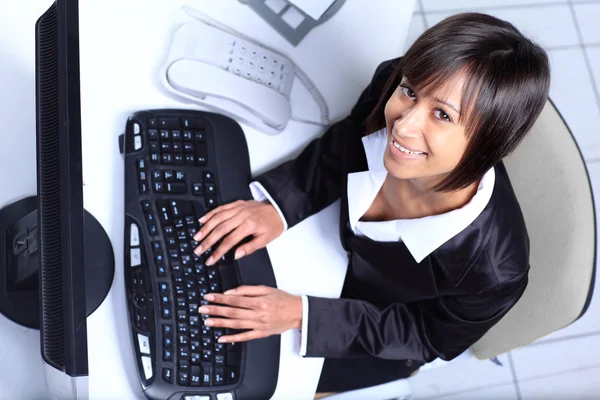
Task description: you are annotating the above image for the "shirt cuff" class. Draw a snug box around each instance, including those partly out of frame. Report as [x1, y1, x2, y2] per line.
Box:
[249, 181, 288, 232]
[299, 295, 309, 356]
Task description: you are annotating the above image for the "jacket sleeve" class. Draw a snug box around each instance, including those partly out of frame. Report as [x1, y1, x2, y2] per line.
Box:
[303, 272, 528, 362]
[252, 58, 401, 229]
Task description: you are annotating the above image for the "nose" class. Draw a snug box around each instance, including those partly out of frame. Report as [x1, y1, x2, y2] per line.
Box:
[394, 105, 426, 136]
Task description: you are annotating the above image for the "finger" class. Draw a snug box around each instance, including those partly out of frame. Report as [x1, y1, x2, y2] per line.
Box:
[193, 207, 241, 248]
[204, 317, 262, 330]
[229, 233, 270, 261]
[207, 224, 256, 264]
[198, 200, 241, 224]
[195, 215, 248, 262]
[218, 329, 269, 344]
[204, 293, 262, 309]
[223, 285, 273, 297]
[198, 304, 256, 320]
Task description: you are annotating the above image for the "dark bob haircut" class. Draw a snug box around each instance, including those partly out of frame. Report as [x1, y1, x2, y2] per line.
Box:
[365, 12, 551, 192]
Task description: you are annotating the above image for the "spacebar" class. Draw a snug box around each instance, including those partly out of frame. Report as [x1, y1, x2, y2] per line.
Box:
[218, 263, 238, 293]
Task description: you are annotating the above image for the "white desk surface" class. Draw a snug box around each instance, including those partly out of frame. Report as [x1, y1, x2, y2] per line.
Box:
[0, 0, 415, 399]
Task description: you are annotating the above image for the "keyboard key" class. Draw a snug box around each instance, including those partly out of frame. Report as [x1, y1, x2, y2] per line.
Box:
[163, 324, 173, 335]
[166, 237, 177, 248]
[161, 294, 169, 305]
[150, 153, 160, 163]
[190, 365, 202, 386]
[164, 336, 173, 347]
[147, 118, 158, 128]
[226, 367, 239, 384]
[196, 155, 207, 166]
[162, 307, 171, 319]
[179, 346, 190, 359]
[190, 340, 201, 352]
[150, 141, 160, 152]
[160, 142, 172, 152]
[205, 183, 217, 194]
[154, 182, 165, 193]
[215, 367, 225, 385]
[191, 352, 201, 363]
[172, 130, 182, 140]
[178, 360, 190, 371]
[203, 171, 215, 182]
[178, 322, 188, 334]
[192, 183, 204, 196]
[177, 310, 187, 322]
[206, 197, 217, 208]
[172, 142, 182, 153]
[139, 182, 149, 194]
[183, 142, 195, 152]
[177, 297, 186, 309]
[215, 343, 225, 355]
[202, 349, 213, 362]
[183, 130, 193, 140]
[167, 182, 186, 194]
[194, 131, 205, 141]
[185, 154, 195, 165]
[162, 367, 173, 383]
[159, 129, 170, 140]
[157, 264, 166, 277]
[190, 327, 200, 340]
[159, 282, 169, 293]
[178, 371, 189, 386]
[163, 170, 174, 181]
[159, 118, 179, 129]
[202, 365, 213, 386]
[181, 118, 204, 129]
[148, 128, 159, 140]
[151, 170, 163, 181]
[161, 153, 173, 164]
[148, 224, 158, 236]
[215, 355, 225, 366]
[163, 348, 173, 361]
[174, 154, 184, 164]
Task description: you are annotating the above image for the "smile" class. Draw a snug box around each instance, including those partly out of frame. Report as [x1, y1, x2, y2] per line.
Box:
[392, 140, 427, 156]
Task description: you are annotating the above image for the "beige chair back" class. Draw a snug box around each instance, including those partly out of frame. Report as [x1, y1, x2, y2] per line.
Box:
[471, 99, 597, 359]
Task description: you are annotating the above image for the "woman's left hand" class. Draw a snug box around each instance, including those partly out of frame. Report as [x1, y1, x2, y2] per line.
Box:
[199, 285, 303, 343]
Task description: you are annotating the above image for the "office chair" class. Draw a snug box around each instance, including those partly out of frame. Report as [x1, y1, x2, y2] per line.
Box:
[319, 99, 597, 399]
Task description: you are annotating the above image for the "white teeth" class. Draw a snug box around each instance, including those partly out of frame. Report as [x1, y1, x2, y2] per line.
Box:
[393, 141, 425, 155]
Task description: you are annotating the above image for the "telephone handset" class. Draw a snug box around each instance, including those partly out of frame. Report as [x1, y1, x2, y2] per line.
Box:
[160, 7, 330, 136]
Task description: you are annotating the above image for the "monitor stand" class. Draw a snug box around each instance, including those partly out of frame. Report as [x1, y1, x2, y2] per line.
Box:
[0, 196, 114, 328]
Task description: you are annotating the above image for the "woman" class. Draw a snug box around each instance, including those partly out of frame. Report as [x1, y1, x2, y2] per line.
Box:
[192, 12, 550, 393]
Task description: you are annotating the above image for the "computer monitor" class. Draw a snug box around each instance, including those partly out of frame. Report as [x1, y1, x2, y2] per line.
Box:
[0, 0, 114, 398]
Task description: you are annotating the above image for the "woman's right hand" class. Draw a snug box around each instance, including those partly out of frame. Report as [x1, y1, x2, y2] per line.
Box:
[193, 200, 285, 265]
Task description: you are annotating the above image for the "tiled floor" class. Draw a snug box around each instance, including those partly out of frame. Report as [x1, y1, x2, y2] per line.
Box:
[404, 0, 600, 398]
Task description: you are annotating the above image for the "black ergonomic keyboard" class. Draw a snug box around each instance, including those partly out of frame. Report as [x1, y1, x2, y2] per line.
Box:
[119, 110, 280, 400]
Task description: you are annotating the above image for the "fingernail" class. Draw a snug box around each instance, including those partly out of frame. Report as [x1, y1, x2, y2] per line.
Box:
[206, 256, 214, 266]
[194, 231, 202, 240]
[204, 294, 215, 301]
[199, 216, 206, 223]
[205, 319, 214, 326]
[194, 246, 202, 255]
[218, 337, 227, 343]
[234, 250, 245, 260]
[224, 289, 236, 295]
[198, 306, 209, 313]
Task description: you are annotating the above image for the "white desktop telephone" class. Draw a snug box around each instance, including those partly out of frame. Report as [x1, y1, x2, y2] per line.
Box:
[159, 7, 330, 135]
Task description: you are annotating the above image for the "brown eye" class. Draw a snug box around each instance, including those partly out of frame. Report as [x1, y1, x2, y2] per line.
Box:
[400, 85, 416, 100]
[434, 109, 452, 122]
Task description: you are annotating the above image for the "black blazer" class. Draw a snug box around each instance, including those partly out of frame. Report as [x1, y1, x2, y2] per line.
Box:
[254, 58, 530, 365]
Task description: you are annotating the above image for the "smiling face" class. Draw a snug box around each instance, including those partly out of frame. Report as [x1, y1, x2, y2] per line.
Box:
[383, 72, 471, 188]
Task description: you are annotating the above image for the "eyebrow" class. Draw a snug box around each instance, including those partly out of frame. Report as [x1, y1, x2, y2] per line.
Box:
[434, 98, 461, 116]
[401, 79, 462, 116]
